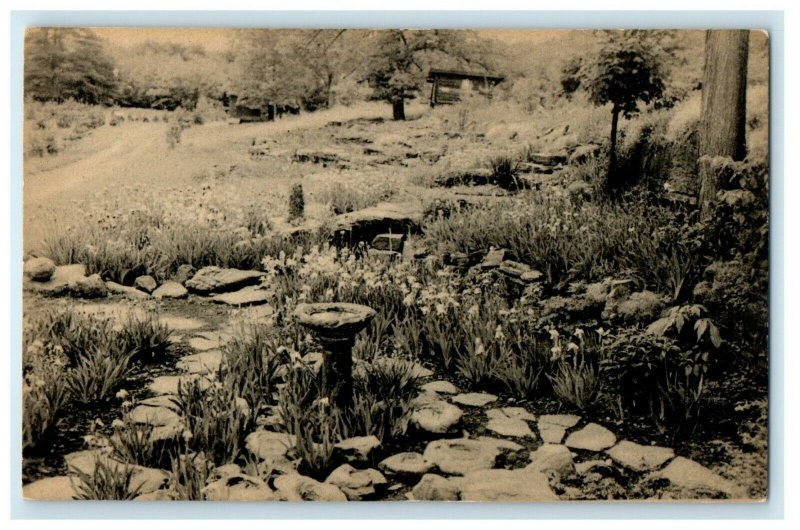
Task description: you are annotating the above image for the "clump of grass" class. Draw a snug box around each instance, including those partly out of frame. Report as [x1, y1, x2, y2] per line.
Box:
[548, 357, 599, 410]
[22, 369, 70, 453]
[66, 347, 133, 405]
[222, 323, 286, 414]
[169, 451, 213, 500]
[116, 313, 173, 364]
[110, 411, 173, 469]
[72, 455, 142, 500]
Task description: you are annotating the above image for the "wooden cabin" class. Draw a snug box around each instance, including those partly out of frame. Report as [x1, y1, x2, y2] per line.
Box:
[426, 69, 505, 107]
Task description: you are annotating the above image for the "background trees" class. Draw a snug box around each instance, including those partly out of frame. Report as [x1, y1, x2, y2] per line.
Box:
[363, 30, 493, 120]
[25, 28, 117, 105]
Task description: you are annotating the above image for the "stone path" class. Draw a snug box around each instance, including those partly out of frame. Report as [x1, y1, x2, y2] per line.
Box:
[22, 301, 750, 502]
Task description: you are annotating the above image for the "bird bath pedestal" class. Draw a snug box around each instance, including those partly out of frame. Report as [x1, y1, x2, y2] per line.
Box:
[293, 303, 376, 409]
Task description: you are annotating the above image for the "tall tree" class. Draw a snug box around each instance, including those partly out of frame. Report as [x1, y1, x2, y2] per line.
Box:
[25, 28, 117, 104]
[364, 30, 492, 120]
[698, 30, 749, 215]
[580, 31, 666, 191]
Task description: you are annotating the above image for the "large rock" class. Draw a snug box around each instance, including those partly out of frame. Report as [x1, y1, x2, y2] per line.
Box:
[379, 452, 433, 478]
[325, 464, 387, 500]
[173, 264, 196, 285]
[330, 201, 423, 247]
[333, 435, 381, 464]
[656, 457, 747, 498]
[528, 152, 568, 166]
[22, 476, 79, 500]
[152, 281, 188, 300]
[134, 275, 158, 294]
[185, 266, 265, 294]
[245, 431, 295, 463]
[456, 468, 558, 501]
[24, 263, 87, 296]
[24, 257, 56, 281]
[68, 273, 108, 299]
[64, 450, 169, 495]
[128, 404, 184, 441]
[565, 423, 617, 452]
[106, 281, 150, 299]
[606, 441, 675, 472]
[420, 380, 459, 395]
[527, 443, 576, 476]
[202, 474, 276, 501]
[211, 286, 271, 306]
[422, 438, 521, 476]
[497, 260, 543, 283]
[409, 473, 460, 501]
[411, 400, 463, 434]
[273, 473, 348, 501]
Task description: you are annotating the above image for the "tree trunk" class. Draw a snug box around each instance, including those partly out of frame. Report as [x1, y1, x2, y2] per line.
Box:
[392, 99, 406, 121]
[606, 105, 621, 193]
[699, 30, 749, 215]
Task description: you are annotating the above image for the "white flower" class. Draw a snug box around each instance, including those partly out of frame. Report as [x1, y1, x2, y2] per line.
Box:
[111, 419, 125, 429]
[115, 389, 129, 400]
[567, 342, 580, 353]
[548, 328, 560, 341]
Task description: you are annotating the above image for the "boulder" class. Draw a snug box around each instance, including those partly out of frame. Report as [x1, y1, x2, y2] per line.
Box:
[245, 431, 295, 463]
[211, 286, 271, 306]
[333, 435, 381, 464]
[379, 452, 433, 478]
[273, 473, 348, 501]
[173, 264, 196, 285]
[24, 257, 56, 281]
[528, 152, 568, 166]
[565, 423, 617, 452]
[202, 474, 276, 501]
[606, 441, 675, 472]
[106, 281, 150, 299]
[372, 233, 406, 252]
[409, 473, 460, 501]
[422, 438, 521, 476]
[479, 248, 507, 270]
[613, 290, 665, 323]
[152, 281, 188, 300]
[527, 443, 576, 476]
[330, 201, 423, 247]
[411, 400, 463, 434]
[185, 266, 265, 294]
[134, 275, 158, 294]
[456, 468, 558, 501]
[68, 274, 108, 299]
[24, 263, 86, 296]
[22, 476, 79, 500]
[325, 464, 387, 500]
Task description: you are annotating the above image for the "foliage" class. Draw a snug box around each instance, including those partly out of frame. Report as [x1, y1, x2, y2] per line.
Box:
[116, 313, 173, 364]
[66, 347, 133, 405]
[25, 28, 117, 104]
[22, 341, 70, 453]
[547, 329, 600, 410]
[110, 411, 170, 469]
[169, 452, 213, 500]
[288, 184, 305, 222]
[72, 456, 142, 500]
[221, 324, 286, 414]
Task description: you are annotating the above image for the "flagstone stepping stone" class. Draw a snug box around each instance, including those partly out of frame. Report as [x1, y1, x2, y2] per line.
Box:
[486, 416, 535, 438]
[422, 437, 521, 476]
[211, 286, 272, 306]
[202, 474, 276, 501]
[231, 304, 276, 323]
[565, 423, 617, 452]
[451, 392, 497, 407]
[606, 441, 675, 472]
[498, 407, 537, 422]
[188, 334, 223, 351]
[176, 350, 224, 375]
[575, 459, 614, 475]
[411, 400, 463, 434]
[64, 450, 169, 494]
[325, 464, 387, 500]
[245, 431, 296, 463]
[185, 266, 265, 294]
[147, 374, 208, 396]
[152, 281, 188, 299]
[409, 473, 460, 501]
[160, 316, 205, 332]
[22, 476, 80, 500]
[456, 468, 558, 502]
[476, 436, 524, 452]
[273, 473, 348, 501]
[537, 414, 581, 443]
[128, 404, 183, 441]
[333, 435, 381, 464]
[656, 457, 747, 498]
[527, 443, 576, 476]
[379, 452, 433, 478]
[421, 380, 459, 395]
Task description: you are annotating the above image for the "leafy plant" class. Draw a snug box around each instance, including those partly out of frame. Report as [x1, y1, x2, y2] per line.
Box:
[66, 348, 133, 405]
[169, 451, 213, 500]
[222, 324, 286, 414]
[72, 455, 143, 500]
[646, 304, 722, 349]
[116, 313, 173, 364]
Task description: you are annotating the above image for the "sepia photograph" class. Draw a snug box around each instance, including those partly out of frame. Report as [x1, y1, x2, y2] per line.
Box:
[20, 26, 770, 503]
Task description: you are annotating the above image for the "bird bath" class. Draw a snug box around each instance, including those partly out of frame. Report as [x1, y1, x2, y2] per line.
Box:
[294, 303, 376, 408]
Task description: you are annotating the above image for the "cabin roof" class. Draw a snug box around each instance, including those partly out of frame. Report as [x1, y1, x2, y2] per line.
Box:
[426, 69, 505, 83]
